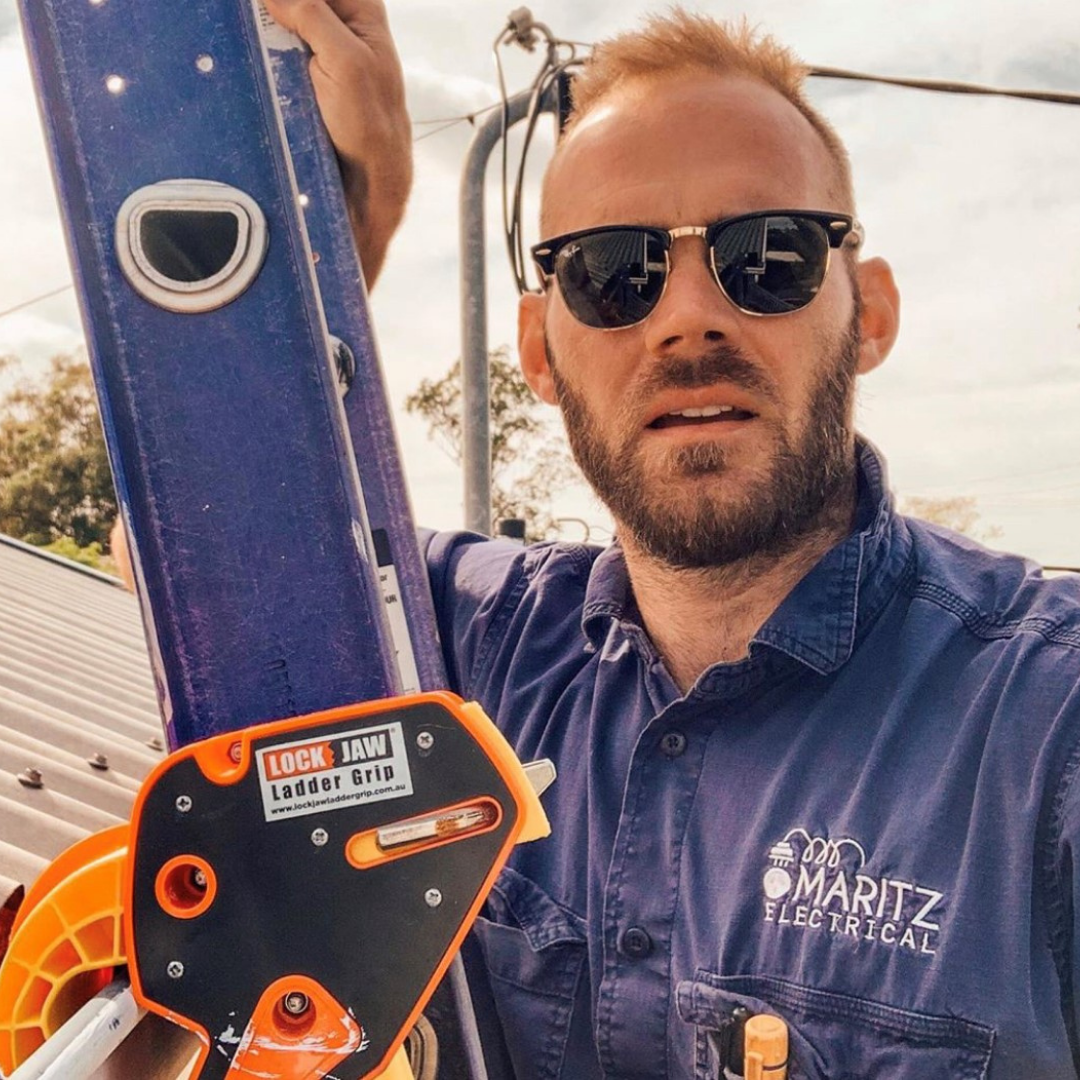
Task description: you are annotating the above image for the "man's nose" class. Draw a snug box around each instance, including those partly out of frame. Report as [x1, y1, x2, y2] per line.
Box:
[642, 237, 740, 354]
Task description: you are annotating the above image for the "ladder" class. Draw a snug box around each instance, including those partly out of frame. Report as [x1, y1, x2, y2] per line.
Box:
[0, 2, 551, 1077]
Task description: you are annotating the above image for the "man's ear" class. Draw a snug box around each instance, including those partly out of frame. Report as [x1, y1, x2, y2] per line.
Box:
[854, 257, 900, 375]
[518, 291, 558, 405]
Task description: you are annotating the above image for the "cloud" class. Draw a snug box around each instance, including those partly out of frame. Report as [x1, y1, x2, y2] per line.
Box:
[1, 0, 1078, 553]
[0, 2, 18, 40]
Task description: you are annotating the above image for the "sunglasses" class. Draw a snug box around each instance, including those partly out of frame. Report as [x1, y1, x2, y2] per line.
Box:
[531, 209, 862, 330]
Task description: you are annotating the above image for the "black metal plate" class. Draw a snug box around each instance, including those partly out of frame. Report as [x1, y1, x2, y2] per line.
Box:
[128, 697, 517, 1080]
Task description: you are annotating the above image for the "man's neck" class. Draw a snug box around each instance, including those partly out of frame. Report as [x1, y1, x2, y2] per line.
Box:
[621, 495, 859, 694]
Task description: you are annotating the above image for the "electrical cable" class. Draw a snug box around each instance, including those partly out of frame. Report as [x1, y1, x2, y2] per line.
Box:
[809, 65, 1080, 107]
[0, 284, 74, 320]
[491, 17, 1080, 295]
[5, 34, 1079, 323]
[493, 10, 584, 295]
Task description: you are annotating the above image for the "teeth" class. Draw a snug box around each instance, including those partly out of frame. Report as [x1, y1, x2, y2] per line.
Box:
[666, 405, 736, 418]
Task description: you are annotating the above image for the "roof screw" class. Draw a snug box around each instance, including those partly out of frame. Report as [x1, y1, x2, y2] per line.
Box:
[167, 960, 185, 979]
[175, 795, 193, 813]
[87, 752, 109, 771]
[17, 767, 43, 789]
[282, 991, 310, 1016]
[424, 888, 443, 908]
[416, 732, 434, 752]
[311, 828, 329, 847]
[146, 736, 164, 752]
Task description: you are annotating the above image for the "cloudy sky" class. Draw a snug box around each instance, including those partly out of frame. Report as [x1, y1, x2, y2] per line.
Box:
[1, 0, 1078, 563]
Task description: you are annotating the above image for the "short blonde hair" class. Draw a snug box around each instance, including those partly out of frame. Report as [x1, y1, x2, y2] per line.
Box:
[549, 9, 853, 213]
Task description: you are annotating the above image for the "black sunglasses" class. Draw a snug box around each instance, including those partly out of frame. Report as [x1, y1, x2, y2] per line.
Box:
[531, 209, 862, 330]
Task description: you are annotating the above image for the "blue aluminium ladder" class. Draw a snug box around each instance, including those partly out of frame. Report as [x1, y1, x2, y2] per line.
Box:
[1, 1, 553, 1078]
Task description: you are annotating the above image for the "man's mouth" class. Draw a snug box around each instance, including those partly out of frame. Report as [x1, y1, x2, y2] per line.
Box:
[648, 405, 757, 430]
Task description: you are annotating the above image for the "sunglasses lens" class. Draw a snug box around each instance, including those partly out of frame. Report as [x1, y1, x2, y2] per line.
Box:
[553, 229, 667, 329]
[712, 214, 831, 315]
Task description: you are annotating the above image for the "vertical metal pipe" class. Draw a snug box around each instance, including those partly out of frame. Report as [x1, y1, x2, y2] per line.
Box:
[459, 89, 556, 535]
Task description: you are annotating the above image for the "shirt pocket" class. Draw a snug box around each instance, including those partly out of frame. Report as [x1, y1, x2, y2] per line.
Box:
[676, 971, 994, 1080]
[471, 865, 591, 1080]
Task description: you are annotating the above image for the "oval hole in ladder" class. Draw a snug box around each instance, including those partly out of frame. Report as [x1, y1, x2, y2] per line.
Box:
[117, 180, 268, 313]
[139, 209, 240, 283]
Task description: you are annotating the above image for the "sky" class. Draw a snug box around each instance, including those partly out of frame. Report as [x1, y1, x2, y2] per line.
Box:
[1, 0, 1079, 563]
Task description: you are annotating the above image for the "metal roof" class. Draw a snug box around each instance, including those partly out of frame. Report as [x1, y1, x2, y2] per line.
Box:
[0, 535, 163, 914]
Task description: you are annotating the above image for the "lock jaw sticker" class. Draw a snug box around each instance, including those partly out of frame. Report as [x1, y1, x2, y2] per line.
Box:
[255, 722, 414, 821]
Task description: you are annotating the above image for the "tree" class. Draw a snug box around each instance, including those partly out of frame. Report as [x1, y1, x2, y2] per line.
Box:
[405, 346, 579, 539]
[0, 354, 118, 560]
[897, 494, 1001, 542]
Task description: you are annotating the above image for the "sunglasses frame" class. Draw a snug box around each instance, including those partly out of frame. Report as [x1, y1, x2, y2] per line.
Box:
[531, 209, 864, 329]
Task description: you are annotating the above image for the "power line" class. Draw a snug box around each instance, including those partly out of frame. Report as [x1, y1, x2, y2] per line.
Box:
[4, 60, 1077, 324]
[412, 101, 502, 127]
[809, 66, 1080, 106]
[0, 284, 73, 320]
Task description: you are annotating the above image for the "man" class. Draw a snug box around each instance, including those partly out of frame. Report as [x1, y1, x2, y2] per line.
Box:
[268, 2, 1080, 1077]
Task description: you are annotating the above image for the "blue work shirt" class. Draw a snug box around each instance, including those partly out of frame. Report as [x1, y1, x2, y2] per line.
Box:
[425, 441, 1080, 1080]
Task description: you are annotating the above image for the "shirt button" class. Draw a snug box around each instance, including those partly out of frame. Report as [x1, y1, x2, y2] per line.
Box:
[660, 730, 687, 757]
[620, 926, 654, 958]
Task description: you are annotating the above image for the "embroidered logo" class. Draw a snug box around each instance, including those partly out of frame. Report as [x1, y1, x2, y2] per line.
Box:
[761, 828, 943, 957]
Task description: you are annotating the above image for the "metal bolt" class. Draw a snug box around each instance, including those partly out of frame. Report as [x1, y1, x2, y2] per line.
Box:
[311, 828, 329, 847]
[167, 961, 184, 979]
[330, 336, 355, 395]
[17, 767, 43, 789]
[424, 888, 443, 908]
[282, 991, 310, 1016]
[416, 732, 434, 751]
[192, 869, 207, 889]
[175, 795, 193, 813]
[87, 752, 109, 771]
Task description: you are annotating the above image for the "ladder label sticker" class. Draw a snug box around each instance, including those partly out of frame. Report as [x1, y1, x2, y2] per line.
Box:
[257, 722, 414, 821]
[379, 563, 421, 695]
[253, 0, 305, 52]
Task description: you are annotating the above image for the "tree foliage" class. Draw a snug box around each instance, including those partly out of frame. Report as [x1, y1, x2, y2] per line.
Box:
[405, 346, 578, 539]
[898, 494, 1001, 542]
[0, 354, 117, 552]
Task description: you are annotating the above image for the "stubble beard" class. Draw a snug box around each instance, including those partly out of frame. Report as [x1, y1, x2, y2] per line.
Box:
[547, 310, 862, 570]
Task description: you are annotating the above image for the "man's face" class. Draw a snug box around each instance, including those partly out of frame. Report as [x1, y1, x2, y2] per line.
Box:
[522, 74, 885, 569]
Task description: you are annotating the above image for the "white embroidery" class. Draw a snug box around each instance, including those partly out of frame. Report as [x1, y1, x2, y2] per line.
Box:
[760, 828, 943, 958]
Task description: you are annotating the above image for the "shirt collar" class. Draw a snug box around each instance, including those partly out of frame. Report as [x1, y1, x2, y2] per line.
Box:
[580, 438, 913, 678]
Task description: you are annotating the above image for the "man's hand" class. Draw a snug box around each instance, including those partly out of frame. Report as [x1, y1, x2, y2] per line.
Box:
[262, 0, 412, 287]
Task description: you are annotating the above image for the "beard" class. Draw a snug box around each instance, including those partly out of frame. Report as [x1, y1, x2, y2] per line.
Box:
[548, 309, 862, 570]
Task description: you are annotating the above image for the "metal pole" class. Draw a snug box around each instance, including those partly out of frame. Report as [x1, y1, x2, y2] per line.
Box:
[8, 981, 144, 1080]
[459, 88, 556, 536]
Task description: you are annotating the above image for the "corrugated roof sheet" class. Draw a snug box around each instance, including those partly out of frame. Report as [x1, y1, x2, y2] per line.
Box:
[0, 535, 163, 909]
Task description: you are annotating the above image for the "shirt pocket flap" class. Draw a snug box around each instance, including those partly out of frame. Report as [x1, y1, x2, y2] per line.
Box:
[676, 971, 994, 1080]
[483, 864, 588, 951]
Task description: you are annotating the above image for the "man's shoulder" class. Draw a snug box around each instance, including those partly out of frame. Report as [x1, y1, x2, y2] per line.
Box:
[901, 514, 1080, 651]
[421, 530, 608, 698]
[423, 529, 603, 601]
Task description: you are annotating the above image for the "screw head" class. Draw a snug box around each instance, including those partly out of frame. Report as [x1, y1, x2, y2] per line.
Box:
[167, 961, 185, 979]
[192, 869, 207, 889]
[424, 888, 443, 908]
[416, 732, 434, 751]
[17, 767, 43, 789]
[311, 828, 329, 847]
[175, 795, 193, 813]
[282, 991, 310, 1016]
[228, 741, 242, 764]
